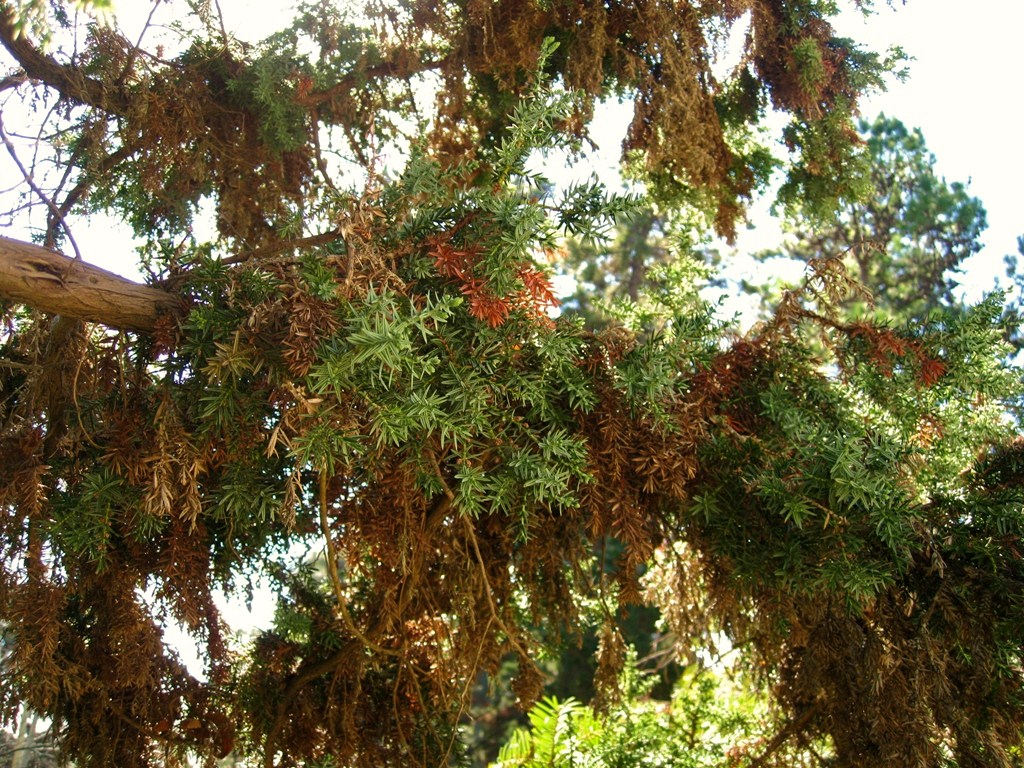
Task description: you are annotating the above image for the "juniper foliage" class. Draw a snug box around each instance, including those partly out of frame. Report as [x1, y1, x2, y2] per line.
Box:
[0, 3, 1021, 768]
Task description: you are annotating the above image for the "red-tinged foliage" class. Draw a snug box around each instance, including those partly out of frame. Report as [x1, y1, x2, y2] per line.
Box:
[848, 323, 948, 387]
[849, 323, 907, 376]
[428, 234, 559, 327]
[916, 354, 947, 388]
[429, 238, 480, 282]
[517, 263, 560, 312]
[467, 287, 512, 327]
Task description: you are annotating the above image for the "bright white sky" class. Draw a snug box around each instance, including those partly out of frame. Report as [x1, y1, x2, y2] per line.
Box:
[832, 0, 1024, 301]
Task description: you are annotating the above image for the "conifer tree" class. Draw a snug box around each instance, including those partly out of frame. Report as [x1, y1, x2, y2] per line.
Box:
[751, 114, 988, 320]
[0, 3, 1021, 768]
[1002, 235, 1024, 356]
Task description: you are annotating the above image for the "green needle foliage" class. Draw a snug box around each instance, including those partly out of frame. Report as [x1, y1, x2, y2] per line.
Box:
[493, 664, 766, 768]
[0, 3, 1021, 768]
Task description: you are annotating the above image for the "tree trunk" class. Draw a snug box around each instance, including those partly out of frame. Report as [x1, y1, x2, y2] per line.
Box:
[0, 236, 180, 332]
[9, 711, 36, 768]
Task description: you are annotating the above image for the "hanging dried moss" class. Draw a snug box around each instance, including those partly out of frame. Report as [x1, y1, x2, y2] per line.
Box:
[369, 0, 888, 238]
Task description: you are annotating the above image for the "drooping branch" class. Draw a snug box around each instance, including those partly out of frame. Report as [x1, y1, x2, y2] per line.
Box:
[0, 236, 181, 332]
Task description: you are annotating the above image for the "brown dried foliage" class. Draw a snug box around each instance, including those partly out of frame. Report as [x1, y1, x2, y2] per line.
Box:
[1, 239, 1021, 767]
[0, 233, 722, 765]
[406, 0, 748, 231]
[0, 313, 238, 765]
[109, 42, 313, 245]
[0, 5, 1013, 767]
[751, 0, 857, 118]
[1, 0, 874, 251]
[387, 0, 866, 238]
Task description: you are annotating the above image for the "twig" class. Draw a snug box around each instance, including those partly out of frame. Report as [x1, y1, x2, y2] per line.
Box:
[0, 73, 29, 92]
[796, 728, 830, 766]
[118, 0, 162, 86]
[442, 614, 495, 764]
[461, 515, 532, 661]
[51, 141, 139, 233]
[318, 467, 400, 657]
[0, 358, 36, 371]
[0, 113, 82, 262]
[262, 644, 353, 768]
[297, 56, 446, 110]
[211, 0, 231, 47]
[311, 109, 342, 197]
[71, 326, 103, 449]
[215, 228, 342, 268]
[748, 703, 820, 768]
[264, 474, 407, 766]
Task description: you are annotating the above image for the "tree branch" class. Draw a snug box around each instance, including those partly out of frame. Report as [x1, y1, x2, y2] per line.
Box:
[749, 703, 820, 768]
[0, 9, 130, 113]
[0, 112, 81, 257]
[0, 236, 181, 332]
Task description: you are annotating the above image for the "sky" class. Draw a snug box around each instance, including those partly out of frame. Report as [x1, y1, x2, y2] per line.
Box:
[832, 0, 1023, 300]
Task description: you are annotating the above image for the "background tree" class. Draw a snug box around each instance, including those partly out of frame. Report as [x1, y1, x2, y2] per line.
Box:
[1002, 235, 1024, 358]
[561, 207, 667, 326]
[561, 115, 988, 334]
[0, 3, 1021, 768]
[749, 114, 988, 320]
[492, 664, 774, 768]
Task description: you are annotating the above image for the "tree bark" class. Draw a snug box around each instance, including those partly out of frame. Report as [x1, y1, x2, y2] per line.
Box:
[0, 236, 180, 332]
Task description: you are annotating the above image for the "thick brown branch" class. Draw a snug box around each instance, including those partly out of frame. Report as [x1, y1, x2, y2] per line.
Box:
[0, 236, 181, 332]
